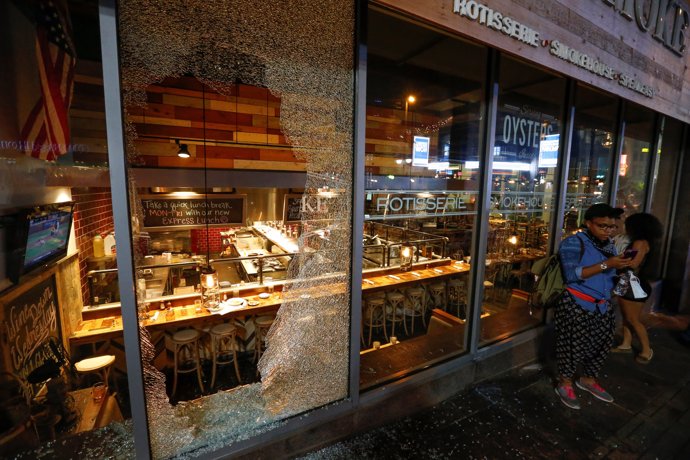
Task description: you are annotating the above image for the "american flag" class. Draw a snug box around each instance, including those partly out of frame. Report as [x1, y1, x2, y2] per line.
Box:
[20, 0, 76, 162]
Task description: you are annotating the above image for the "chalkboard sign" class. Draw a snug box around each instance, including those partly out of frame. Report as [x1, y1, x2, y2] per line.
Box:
[2, 275, 61, 391]
[141, 195, 246, 230]
[283, 194, 303, 222]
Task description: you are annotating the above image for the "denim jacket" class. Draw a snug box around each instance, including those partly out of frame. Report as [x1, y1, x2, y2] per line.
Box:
[558, 232, 618, 313]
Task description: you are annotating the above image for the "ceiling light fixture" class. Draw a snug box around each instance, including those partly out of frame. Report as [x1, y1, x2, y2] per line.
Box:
[175, 139, 191, 158]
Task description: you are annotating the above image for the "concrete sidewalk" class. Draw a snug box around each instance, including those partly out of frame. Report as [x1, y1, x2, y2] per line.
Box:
[300, 328, 690, 459]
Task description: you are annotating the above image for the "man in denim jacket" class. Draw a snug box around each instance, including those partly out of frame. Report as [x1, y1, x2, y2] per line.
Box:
[554, 203, 632, 410]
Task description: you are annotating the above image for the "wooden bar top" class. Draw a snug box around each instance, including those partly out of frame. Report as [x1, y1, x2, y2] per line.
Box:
[70, 260, 472, 346]
[362, 260, 470, 292]
[69, 291, 283, 346]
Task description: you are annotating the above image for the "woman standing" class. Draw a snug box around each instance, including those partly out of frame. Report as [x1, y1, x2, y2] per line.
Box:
[611, 213, 664, 364]
[554, 203, 632, 410]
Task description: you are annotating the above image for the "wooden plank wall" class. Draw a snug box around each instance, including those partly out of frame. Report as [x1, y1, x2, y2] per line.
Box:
[69, 59, 444, 177]
[69, 62, 306, 172]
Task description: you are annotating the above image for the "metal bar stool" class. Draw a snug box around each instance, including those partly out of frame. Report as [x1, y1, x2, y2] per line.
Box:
[171, 329, 204, 398]
[404, 286, 427, 334]
[209, 323, 242, 389]
[362, 294, 387, 346]
[385, 291, 407, 339]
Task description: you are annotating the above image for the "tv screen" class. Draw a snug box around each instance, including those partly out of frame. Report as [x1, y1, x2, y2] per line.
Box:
[5, 202, 74, 284]
[24, 207, 73, 273]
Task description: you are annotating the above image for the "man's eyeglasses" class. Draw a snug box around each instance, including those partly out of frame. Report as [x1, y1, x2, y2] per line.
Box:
[594, 223, 617, 231]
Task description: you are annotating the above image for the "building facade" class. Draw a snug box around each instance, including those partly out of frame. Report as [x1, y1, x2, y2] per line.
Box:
[1, 0, 689, 458]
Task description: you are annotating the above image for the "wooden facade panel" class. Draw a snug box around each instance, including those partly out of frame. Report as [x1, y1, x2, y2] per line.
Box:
[205, 145, 259, 160]
[259, 148, 303, 162]
[233, 159, 307, 171]
[134, 123, 235, 142]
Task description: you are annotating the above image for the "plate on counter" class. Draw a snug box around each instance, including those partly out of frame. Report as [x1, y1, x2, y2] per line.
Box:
[226, 297, 245, 307]
[247, 300, 260, 306]
[219, 281, 232, 288]
[258, 293, 271, 299]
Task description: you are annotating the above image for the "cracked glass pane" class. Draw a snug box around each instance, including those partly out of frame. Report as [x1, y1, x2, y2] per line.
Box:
[118, 0, 355, 457]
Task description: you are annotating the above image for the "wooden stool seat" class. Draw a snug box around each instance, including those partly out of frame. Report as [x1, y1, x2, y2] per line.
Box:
[428, 282, 447, 310]
[385, 291, 407, 338]
[448, 278, 467, 320]
[171, 328, 204, 398]
[404, 286, 427, 334]
[209, 323, 241, 388]
[362, 295, 387, 346]
[254, 315, 275, 364]
[75, 355, 115, 390]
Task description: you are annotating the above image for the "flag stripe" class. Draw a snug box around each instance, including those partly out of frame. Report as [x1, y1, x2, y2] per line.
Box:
[20, 0, 75, 161]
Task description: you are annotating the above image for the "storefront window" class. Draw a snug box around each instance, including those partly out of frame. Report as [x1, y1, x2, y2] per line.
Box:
[615, 103, 655, 216]
[645, 117, 683, 278]
[116, 0, 355, 457]
[0, 1, 133, 457]
[563, 85, 618, 235]
[480, 56, 566, 346]
[361, 8, 487, 388]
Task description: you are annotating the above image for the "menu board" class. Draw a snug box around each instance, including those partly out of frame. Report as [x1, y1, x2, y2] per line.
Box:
[2, 275, 61, 393]
[283, 194, 303, 222]
[141, 195, 246, 229]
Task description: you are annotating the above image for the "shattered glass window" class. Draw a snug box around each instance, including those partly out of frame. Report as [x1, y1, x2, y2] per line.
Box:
[117, 0, 355, 457]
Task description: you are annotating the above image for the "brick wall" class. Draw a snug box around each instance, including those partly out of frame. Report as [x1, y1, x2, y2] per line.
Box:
[72, 188, 115, 305]
[190, 227, 231, 256]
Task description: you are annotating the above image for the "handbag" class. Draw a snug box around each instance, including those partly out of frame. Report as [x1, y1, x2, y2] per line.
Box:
[629, 273, 647, 299]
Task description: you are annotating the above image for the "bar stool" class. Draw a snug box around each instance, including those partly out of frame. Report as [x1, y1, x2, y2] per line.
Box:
[404, 286, 427, 334]
[427, 282, 447, 310]
[385, 291, 407, 338]
[254, 315, 275, 364]
[171, 329, 204, 398]
[447, 278, 467, 320]
[209, 323, 242, 389]
[74, 354, 115, 391]
[362, 294, 387, 346]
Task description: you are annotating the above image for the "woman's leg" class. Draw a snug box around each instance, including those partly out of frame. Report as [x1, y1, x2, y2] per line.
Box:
[619, 297, 652, 358]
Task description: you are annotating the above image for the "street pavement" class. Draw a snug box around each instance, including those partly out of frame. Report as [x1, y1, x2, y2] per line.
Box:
[299, 326, 690, 459]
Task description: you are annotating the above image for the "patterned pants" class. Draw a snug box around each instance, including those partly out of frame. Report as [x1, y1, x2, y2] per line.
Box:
[554, 292, 615, 379]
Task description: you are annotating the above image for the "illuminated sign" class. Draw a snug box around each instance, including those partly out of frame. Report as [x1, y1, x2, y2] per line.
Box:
[538, 134, 560, 167]
[412, 136, 430, 166]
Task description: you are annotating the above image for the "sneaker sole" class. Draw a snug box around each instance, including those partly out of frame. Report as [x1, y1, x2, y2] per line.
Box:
[554, 387, 580, 410]
[575, 381, 614, 403]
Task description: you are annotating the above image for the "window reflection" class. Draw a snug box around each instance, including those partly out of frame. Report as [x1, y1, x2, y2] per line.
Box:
[361, 9, 487, 388]
[479, 56, 566, 346]
[616, 103, 655, 217]
[563, 85, 617, 235]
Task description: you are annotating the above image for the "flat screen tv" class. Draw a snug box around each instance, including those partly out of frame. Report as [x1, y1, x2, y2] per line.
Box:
[4, 202, 74, 284]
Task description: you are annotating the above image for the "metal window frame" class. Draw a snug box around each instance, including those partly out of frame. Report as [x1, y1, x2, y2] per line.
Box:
[550, 79, 576, 252]
[608, 99, 626, 206]
[98, 1, 151, 458]
[644, 113, 664, 212]
[467, 48, 499, 354]
[661, 124, 688, 279]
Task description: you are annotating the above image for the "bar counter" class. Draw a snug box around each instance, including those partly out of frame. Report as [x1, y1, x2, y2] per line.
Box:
[69, 260, 471, 348]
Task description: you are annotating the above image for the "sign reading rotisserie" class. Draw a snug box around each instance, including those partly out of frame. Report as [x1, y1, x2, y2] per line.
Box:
[141, 195, 246, 229]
